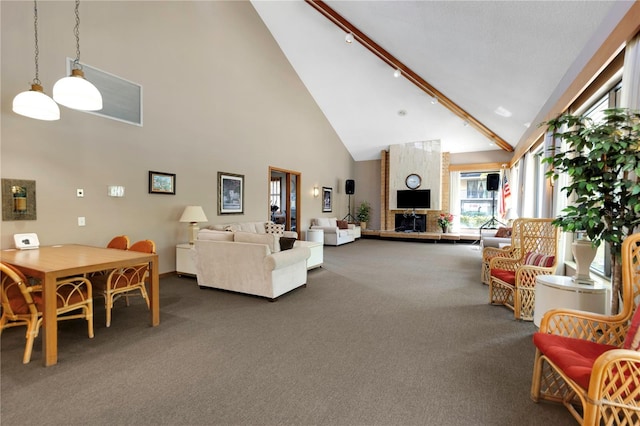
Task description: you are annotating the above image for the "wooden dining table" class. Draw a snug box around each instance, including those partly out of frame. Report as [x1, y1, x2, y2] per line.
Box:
[1, 244, 159, 366]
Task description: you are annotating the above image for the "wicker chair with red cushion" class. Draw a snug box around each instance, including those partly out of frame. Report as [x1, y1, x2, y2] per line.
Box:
[90, 240, 155, 327]
[481, 218, 524, 285]
[489, 218, 559, 320]
[531, 232, 640, 425]
[0, 262, 94, 364]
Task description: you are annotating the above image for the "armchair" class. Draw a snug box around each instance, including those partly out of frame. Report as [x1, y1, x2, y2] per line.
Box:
[481, 218, 523, 285]
[531, 232, 640, 425]
[489, 218, 559, 320]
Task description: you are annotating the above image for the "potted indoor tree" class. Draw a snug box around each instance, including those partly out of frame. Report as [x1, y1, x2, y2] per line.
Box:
[543, 108, 640, 314]
[357, 201, 371, 230]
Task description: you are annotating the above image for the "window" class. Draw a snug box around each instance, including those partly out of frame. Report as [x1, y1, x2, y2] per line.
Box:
[457, 171, 500, 229]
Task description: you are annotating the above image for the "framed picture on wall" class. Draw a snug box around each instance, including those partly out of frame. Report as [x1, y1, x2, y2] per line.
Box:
[322, 186, 332, 212]
[148, 171, 176, 194]
[218, 172, 244, 215]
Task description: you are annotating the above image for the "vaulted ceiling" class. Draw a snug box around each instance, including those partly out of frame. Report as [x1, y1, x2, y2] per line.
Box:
[251, 0, 631, 161]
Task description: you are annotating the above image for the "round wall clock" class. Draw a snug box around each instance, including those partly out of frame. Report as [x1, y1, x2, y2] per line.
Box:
[405, 173, 422, 189]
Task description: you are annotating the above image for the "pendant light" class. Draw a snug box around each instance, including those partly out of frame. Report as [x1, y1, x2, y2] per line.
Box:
[53, 0, 102, 111]
[12, 0, 60, 121]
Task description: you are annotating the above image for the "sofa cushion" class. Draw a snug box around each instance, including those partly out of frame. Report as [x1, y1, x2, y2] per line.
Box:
[533, 332, 617, 390]
[328, 218, 338, 227]
[265, 222, 284, 235]
[238, 222, 266, 233]
[279, 237, 296, 251]
[198, 229, 234, 242]
[337, 220, 348, 229]
[524, 252, 555, 267]
[495, 227, 512, 238]
[315, 218, 331, 227]
[234, 231, 280, 253]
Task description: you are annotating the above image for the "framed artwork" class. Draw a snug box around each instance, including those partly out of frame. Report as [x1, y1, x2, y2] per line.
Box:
[2, 178, 37, 221]
[218, 172, 244, 215]
[149, 171, 176, 195]
[322, 186, 332, 212]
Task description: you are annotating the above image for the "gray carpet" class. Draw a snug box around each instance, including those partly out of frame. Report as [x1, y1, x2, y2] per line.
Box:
[1, 239, 573, 425]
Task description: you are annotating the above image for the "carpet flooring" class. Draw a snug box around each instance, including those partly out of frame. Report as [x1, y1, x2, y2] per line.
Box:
[1, 239, 573, 425]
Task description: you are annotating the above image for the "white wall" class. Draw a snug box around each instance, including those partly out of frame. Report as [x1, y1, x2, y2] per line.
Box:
[1, 1, 354, 273]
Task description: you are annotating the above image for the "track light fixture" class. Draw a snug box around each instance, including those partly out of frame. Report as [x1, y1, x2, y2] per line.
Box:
[53, 0, 102, 111]
[345, 32, 354, 44]
[12, 0, 60, 121]
[393, 68, 401, 78]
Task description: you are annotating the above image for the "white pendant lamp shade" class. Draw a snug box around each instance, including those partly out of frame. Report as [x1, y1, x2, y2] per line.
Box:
[13, 84, 60, 121]
[53, 68, 102, 111]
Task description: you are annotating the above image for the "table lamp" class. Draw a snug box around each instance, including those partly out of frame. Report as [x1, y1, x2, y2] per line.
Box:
[179, 206, 208, 244]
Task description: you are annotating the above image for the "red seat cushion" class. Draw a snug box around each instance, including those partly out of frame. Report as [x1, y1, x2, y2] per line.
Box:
[490, 268, 515, 285]
[533, 332, 618, 390]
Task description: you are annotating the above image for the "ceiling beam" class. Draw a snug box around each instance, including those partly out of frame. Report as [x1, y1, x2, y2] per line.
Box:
[305, 0, 514, 153]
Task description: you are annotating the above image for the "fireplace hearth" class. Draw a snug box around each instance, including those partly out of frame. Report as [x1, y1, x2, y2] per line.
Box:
[395, 213, 426, 232]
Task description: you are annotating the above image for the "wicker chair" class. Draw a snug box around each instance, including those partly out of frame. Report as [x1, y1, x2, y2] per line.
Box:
[481, 218, 524, 285]
[90, 239, 155, 327]
[489, 218, 559, 320]
[0, 262, 94, 364]
[107, 235, 130, 250]
[531, 232, 640, 425]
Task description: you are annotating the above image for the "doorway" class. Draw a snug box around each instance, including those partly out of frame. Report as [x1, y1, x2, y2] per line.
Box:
[268, 167, 301, 238]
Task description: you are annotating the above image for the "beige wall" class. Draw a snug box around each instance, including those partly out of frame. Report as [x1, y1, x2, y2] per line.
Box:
[1, 1, 355, 273]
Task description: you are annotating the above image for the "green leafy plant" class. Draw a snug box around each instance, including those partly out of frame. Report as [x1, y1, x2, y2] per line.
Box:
[357, 201, 371, 223]
[543, 108, 640, 313]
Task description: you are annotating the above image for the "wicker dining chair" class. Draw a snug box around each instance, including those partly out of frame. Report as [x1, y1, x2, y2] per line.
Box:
[0, 262, 94, 364]
[531, 232, 640, 425]
[480, 218, 524, 285]
[489, 218, 559, 320]
[90, 239, 155, 327]
[107, 235, 130, 250]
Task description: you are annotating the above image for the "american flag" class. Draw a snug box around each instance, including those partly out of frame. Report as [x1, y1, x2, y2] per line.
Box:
[500, 172, 511, 217]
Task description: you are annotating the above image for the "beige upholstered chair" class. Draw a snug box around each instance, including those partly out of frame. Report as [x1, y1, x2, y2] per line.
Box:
[489, 218, 559, 320]
[90, 239, 154, 327]
[481, 218, 523, 285]
[0, 262, 94, 364]
[531, 232, 640, 425]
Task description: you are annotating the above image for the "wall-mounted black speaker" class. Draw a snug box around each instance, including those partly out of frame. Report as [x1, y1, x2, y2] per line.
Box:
[486, 173, 500, 191]
[345, 179, 355, 195]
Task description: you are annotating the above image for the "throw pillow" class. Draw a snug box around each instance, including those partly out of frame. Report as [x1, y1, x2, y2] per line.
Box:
[279, 237, 296, 251]
[523, 251, 555, 267]
[337, 220, 348, 230]
[264, 222, 285, 235]
[495, 227, 512, 238]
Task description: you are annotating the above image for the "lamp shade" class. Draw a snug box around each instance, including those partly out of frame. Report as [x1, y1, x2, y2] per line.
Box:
[13, 84, 60, 121]
[53, 69, 103, 111]
[180, 206, 208, 223]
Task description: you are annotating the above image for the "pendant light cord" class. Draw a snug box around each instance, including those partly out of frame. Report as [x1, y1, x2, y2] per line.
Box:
[32, 0, 40, 85]
[72, 0, 82, 70]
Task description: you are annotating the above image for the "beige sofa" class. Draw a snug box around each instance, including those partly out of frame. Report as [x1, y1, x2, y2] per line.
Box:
[193, 229, 310, 300]
[205, 221, 298, 239]
[310, 217, 360, 246]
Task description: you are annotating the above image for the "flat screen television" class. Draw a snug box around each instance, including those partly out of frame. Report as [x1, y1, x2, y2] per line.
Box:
[397, 189, 431, 209]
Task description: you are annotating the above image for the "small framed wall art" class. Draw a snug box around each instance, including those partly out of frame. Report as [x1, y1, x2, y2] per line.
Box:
[148, 171, 176, 195]
[218, 172, 244, 215]
[2, 178, 37, 221]
[322, 186, 332, 212]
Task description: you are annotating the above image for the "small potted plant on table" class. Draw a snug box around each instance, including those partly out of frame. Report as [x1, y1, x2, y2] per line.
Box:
[437, 212, 453, 233]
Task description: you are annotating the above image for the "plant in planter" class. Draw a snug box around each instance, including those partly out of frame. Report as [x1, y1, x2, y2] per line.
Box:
[437, 212, 454, 233]
[356, 201, 371, 230]
[543, 108, 640, 314]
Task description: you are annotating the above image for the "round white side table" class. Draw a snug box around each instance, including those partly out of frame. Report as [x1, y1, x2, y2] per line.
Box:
[534, 275, 610, 327]
[307, 228, 324, 243]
